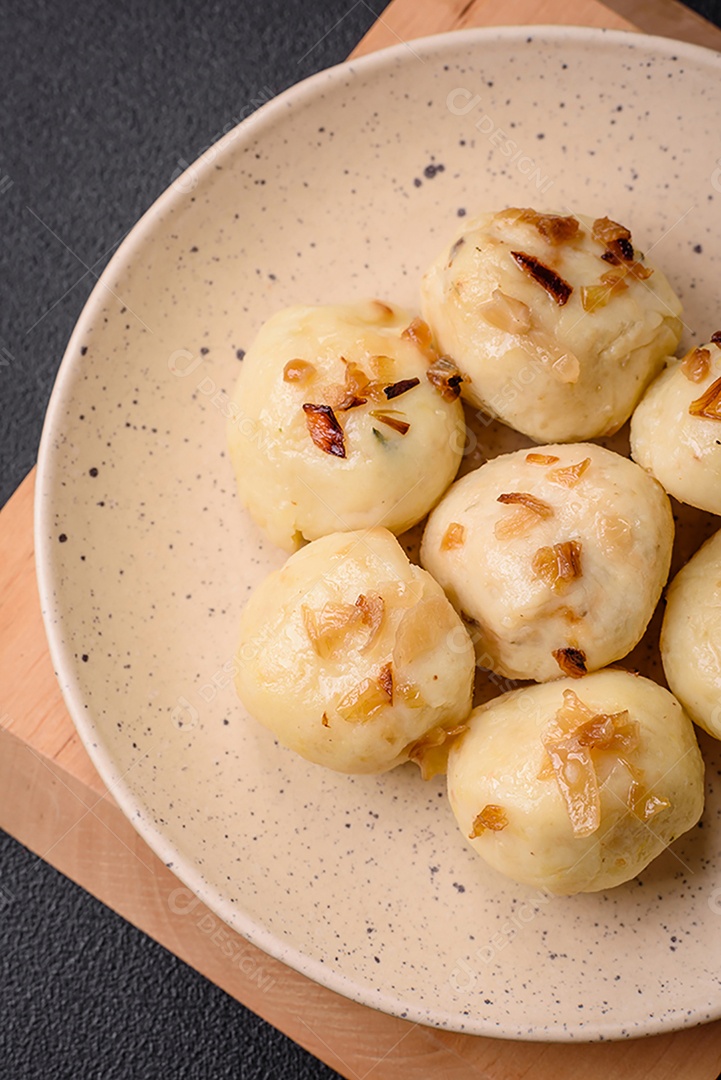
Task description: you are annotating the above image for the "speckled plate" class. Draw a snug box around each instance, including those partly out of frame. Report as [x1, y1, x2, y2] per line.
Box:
[36, 27, 721, 1040]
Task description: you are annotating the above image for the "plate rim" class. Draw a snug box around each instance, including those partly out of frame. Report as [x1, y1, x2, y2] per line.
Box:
[34, 23, 721, 1042]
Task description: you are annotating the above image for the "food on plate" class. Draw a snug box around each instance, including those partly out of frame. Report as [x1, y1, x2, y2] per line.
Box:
[661, 528, 721, 740]
[420, 207, 683, 442]
[234, 528, 475, 774]
[224, 192, 712, 900]
[421, 442, 673, 682]
[227, 300, 466, 551]
[446, 670, 704, 894]
[631, 333, 721, 514]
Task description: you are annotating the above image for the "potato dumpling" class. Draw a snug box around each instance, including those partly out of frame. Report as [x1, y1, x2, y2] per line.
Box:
[421, 443, 673, 682]
[234, 528, 475, 774]
[227, 300, 466, 551]
[447, 671, 704, 894]
[662, 529, 721, 740]
[421, 207, 682, 442]
[631, 334, 721, 514]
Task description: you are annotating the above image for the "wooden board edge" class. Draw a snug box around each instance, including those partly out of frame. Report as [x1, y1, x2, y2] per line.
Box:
[2, 721, 721, 1079]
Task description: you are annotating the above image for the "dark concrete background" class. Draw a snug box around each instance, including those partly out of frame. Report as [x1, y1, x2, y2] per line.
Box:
[2, 2, 721, 1077]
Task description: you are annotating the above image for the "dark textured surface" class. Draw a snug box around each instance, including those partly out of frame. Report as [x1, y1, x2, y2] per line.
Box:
[687, 0, 721, 20]
[3, 2, 721, 1078]
[1, 2, 379, 1078]
[0, 834, 333, 1080]
[0, 0, 382, 509]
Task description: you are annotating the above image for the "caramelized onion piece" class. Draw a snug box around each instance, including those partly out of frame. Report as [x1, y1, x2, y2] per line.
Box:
[342, 360, 384, 405]
[711, 331, 721, 346]
[517, 209, 581, 244]
[533, 540, 582, 592]
[495, 492, 554, 541]
[478, 288, 532, 334]
[469, 803, 509, 839]
[344, 360, 370, 394]
[408, 724, 468, 781]
[620, 758, 671, 822]
[547, 458, 591, 488]
[526, 453, 560, 465]
[441, 522, 466, 551]
[395, 680, 424, 709]
[680, 346, 711, 383]
[599, 251, 653, 279]
[303, 593, 384, 658]
[328, 360, 386, 410]
[302, 602, 360, 660]
[621, 757, 643, 811]
[337, 395, 367, 411]
[537, 753, 555, 780]
[497, 492, 554, 516]
[369, 410, 410, 435]
[369, 354, 396, 382]
[627, 260, 653, 280]
[355, 592, 385, 652]
[336, 678, 390, 723]
[283, 359, 316, 383]
[600, 255, 652, 280]
[580, 270, 629, 312]
[689, 376, 721, 421]
[604, 239, 635, 263]
[573, 714, 614, 748]
[592, 216, 632, 250]
[551, 691, 637, 747]
[378, 662, 394, 702]
[426, 355, 464, 400]
[541, 690, 640, 837]
[576, 711, 637, 750]
[510, 250, 573, 306]
[636, 793, 671, 822]
[604, 715, 639, 753]
[393, 597, 449, 668]
[592, 217, 637, 266]
[552, 647, 587, 678]
[383, 377, 420, 400]
[591, 217, 653, 278]
[592, 216, 631, 245]
[545, 739, 600, 837]
[402, 317, 436, 359]
[601, 269, 630, 289]
[552, 688, 595, 734]
[303, 403, 346, 457]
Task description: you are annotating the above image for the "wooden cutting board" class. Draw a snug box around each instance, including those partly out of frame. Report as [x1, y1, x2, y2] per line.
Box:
[3, 1, 721, 1077]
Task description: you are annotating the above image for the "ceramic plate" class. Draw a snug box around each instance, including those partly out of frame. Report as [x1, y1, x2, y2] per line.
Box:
[36, 26, 721, 1040]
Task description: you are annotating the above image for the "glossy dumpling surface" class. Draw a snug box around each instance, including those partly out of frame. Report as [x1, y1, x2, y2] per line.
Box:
[421, 442, 674, 682]
[447, 670, 704, 894]
[235, 528, 476, 774]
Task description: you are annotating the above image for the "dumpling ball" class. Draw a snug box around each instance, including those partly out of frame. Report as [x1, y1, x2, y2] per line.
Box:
[447, 670, 705, 894]
[662, 529, 721, 740]
[421, 207, 683, 442]
[631, 333, 721, 514]
[421, 443, 673, 682]
[234, 528, 475, 774]
[227, 300, 466, 551]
